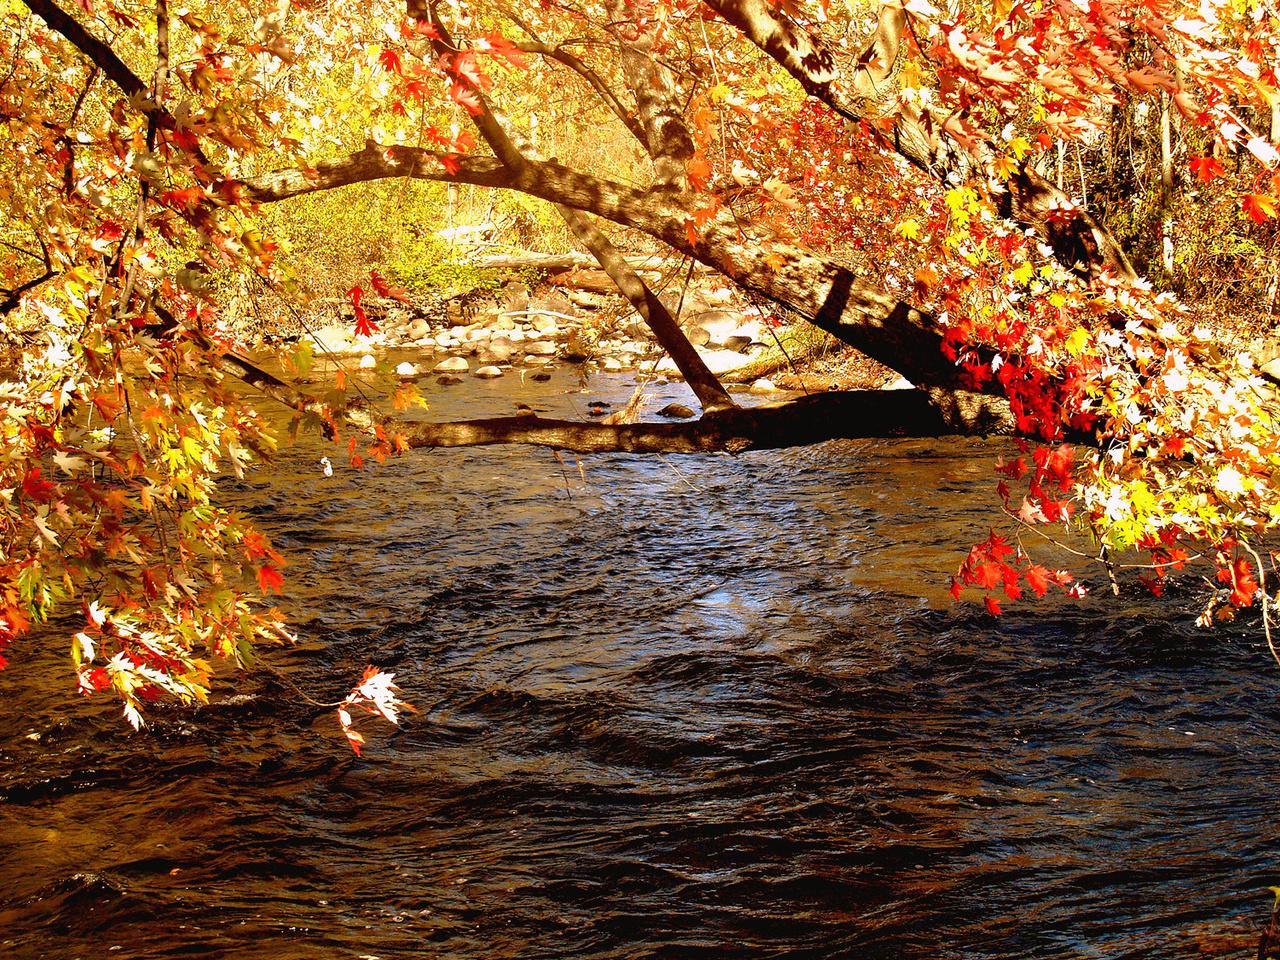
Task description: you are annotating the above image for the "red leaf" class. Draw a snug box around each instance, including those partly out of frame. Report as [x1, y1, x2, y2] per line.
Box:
[449, 81, 483, 115]
[984, 595, 1002, 616]
[452, 52, 492, 91]
[1189, 155, 1225, 183]
[257, 564, 284, 594]
[1024, 564, 1051, 598]
[378, 48, 404, 74]
[440, 153, 461, 175]
[369, 269, 409, 303]
[348, 285, 378, 337]
[478, 32, 529, 69]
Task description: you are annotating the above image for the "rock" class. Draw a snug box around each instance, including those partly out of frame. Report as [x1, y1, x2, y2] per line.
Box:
[535, 291, 576, 316]
[600, 357, 623, 372]
[505, 328, 526, 343]
[395, 361, 418, 377]
[307, 323, 357, 353]
[749, 377, 779, 393]
[408, 318, 431, 340]
[358, 354, 376, 369]
[448, 325, 468, 339]
[434, 333, 455, 347]
[656, 349, 751, 376]
[436, 374, 463, 385]
[465, 327, 491, 342]
[658, 402, 696, 419]
[691, 310, 741, 346]
[724, 334, 755, 352]
[474, 365, 503, 379]
[883, 376, 914, 390]
[493, 315, 516, 331]
[484, 338, 516, 362]
[530, 315, 559, 334]
[523, 355, 553, 366]
[687, 325, 711, 347]
[433, 356, 469, 373]
[530, 371, 552, 382]
[500, 280, 530, 313]
[525, 340, 557, 356]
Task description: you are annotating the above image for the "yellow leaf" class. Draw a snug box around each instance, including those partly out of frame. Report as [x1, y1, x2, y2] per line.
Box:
[1011, 262, 1034, 285]
[708, 82, 731, 103]
[1064, 326, 1090, 356]
[1009, 136, 1032, 161]
[992, 155, 1018, 180]
[895, 218, 921, 240]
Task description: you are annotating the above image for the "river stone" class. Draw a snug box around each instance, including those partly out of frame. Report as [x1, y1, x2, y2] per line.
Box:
[474, 365, 503, 379]
[531, 315, 559, 334]
[485, 338, 516, 362]
[750, 377, 779, 393]
[691, 311, 740, 345]
[725, 334, 755, 352]
[434, 356, 469, 373]
[395, 361, 418, 377]
[466, 327, 491, 342]
[505, 328, 526, 342]
[358, 354, 376, 369]
[687, 325, 711, 347]
[500, 280, 530, 313]
[658, 402, 696, 419]
[600, 357, 623, 372]
[523, 355, 553, 366]
[307, 323, 357, 353]
[883, 375, 914, 390]
[493, 315, 516, 331]
[530, 371, 552, 382]
[525, 340, 557, 356]
[408, 318, 431, 340]
[447, 325, 468, 338]
[436, 374, 463, 385]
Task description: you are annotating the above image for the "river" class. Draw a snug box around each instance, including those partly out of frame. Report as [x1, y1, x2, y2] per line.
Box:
[0, 366, 1276, 958]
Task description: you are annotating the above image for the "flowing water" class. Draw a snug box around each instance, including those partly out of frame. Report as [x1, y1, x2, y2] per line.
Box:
[0, 367, 1276, 959]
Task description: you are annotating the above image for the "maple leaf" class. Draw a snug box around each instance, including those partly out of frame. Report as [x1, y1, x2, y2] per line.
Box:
[440, 153, 461, 175]
[369, 269, 409, 303]
[477, 33, 529, 69]
[348, 285, 378, 337]
[257, 564, 284, 594]
[1242, 193, 1278, 224]
[449, 81, 483, 115]
[1024, 564, 1051, 597]
[378, 48, 403, 74]
[1188, 156, 1225, 183]
[984, 595, 1002, 616]
[452, 52, 493, 91]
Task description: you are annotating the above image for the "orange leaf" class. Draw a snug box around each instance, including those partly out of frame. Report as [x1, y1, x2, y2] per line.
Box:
[1242, 193, 1277, 223]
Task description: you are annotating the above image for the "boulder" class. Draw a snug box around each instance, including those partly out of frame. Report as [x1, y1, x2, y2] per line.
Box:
[474, 365, 503, 379]
[500, 280, 530, 313]
[436, 374, 464, 385]
[749, 377, 780, 393]
[658, 402, 696, 419]
[525, 340, 557, 356]
[530, 371, 552, 382]
[358, 354, 376, 369]
[408, 318, 431, 340]
[433, 356, 469, 373]
[690, 310, 740, 346]
[395, 361, 418, 377]
[307, 324, 357, 354]
[530, 314, 559, 334]
[600, 357, 623, 372]
[485, 337, 516, 362]
[523, 355, 554, 366]
[465, 327, 491, 342]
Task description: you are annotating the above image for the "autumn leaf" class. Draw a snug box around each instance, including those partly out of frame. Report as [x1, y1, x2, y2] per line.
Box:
[257, 565, 284, 594]
[895, 218, 921, 240]
[378, 48, 403, 74]
[348, 285, 378, 337]
[449, 81, 483, 115]
[1242, 193, 1278, 224]
[1188, 155, 1225, 183]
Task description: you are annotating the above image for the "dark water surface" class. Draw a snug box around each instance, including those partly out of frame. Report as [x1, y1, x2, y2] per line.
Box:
[1, 368, 1277, 959]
